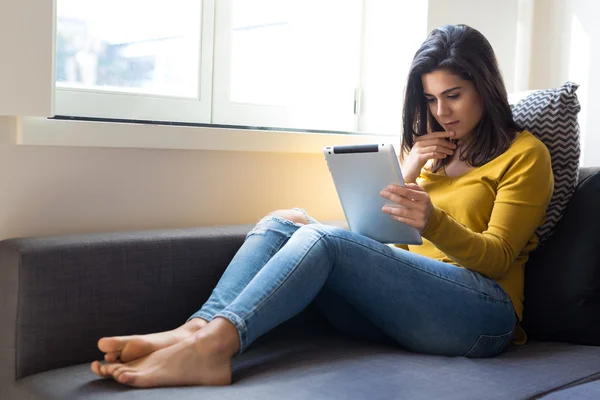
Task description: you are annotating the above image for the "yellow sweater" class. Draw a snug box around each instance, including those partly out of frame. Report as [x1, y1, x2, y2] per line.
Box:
[401, 130, 554, 343]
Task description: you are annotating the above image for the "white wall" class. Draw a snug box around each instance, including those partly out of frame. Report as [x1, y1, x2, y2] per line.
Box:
[530, 0, 600, 166]
[0, 118, 344, 240]
[0, 0, 53, 116]
[427, 0, 524, 93]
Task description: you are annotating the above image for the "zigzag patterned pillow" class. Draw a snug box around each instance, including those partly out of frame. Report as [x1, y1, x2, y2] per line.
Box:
[512, 81, 581, 242]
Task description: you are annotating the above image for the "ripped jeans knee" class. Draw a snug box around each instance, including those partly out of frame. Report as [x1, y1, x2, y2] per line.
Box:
[290, 208, 320, 225]
[247, 208, 319, 238]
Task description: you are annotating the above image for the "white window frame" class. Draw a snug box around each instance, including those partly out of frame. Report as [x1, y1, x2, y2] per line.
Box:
[54, 0, 215, 124]
[5, 0, 430, 154]
[18, 116, 395, 154]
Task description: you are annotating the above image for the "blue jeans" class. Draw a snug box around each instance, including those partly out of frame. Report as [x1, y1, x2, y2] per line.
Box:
[189, 212, 516, 358]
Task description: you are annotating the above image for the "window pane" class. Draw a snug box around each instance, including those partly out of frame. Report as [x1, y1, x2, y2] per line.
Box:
[56, 0, 202, 98]
[230, 0, 290, 105]
[229, 0, 362, 110]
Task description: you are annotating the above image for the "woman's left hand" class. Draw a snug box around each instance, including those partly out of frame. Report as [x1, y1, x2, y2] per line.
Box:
[380, 183, 433, 232]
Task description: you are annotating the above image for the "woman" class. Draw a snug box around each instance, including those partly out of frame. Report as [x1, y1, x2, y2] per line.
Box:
[91, 24, 554, 388]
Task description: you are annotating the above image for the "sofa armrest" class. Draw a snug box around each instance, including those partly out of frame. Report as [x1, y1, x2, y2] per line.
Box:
[579, 167, 600, 184]
[0, 224, 253, 381]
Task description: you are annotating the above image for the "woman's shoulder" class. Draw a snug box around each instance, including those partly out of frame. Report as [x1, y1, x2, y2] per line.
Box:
[495, 130, 554, 201]
[504, 130, 551, 162]
[493, 130, 553, 185]
[481, 130, 552, 180]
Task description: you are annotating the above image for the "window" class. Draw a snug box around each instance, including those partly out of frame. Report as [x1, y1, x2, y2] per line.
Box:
[212, 0, 362, 131]
[53, 0, 428, 135]
[55, 0, 213, 123]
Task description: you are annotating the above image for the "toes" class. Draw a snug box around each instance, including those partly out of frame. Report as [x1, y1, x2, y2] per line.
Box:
[105, 362, 125, 376]
[99, 362, 120, 377]
[99, 363, 109, 377]
[117, 371, 134, 385]
[92, 361, 151, 388]
[104, 352, 121, 362]
[98, 337, 126, 353]
[91, 361, 103, 377]
[117, 371, 145, 387]
[112, 366, 135, 383]
[92, 361, 115, 379]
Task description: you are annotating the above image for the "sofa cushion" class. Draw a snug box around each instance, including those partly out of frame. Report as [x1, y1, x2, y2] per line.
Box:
[0, 225, 254, 380]
[540, 378, 600, 399]
[14, 328, 600, 400]
[512, 81, 581, 242]
[523, 169, 600, 345]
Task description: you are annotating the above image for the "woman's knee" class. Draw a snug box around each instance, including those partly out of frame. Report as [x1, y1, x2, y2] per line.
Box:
[268, 209, 310, 225]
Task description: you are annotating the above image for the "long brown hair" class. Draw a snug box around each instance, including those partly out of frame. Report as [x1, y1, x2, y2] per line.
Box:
[401, 24, 517, 171]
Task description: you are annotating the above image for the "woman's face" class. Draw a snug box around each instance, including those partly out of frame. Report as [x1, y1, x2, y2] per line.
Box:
[421, 69, 484, 140]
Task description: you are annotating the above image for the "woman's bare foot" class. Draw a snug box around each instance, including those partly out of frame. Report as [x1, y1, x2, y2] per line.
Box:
[91, 318, 240, 388]
[97, 318, 207, 363]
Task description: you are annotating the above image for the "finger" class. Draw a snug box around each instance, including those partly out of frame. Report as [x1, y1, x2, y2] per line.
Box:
[386, 185, 429, 202]
[414, 130, 455, 142]
[419, 152, 448, 161]
[381, 189, 424, 209]
[382, 205, 418, 220]
[413, 139, 457, 150]
[419, 145, 455, 155]
[390, 215, 422, 230]
[406, 183, 425, 192]
[421, 152, 448, 159]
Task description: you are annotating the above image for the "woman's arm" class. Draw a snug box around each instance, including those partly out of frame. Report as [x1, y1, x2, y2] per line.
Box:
[422, 144, 554, 279]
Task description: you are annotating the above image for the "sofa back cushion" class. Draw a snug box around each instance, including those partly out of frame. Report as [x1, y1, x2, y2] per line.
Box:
[522, 168, 600, 345]
[512, 82, 581, 242]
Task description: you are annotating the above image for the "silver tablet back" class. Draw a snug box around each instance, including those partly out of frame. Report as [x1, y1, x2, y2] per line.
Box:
[323, 143, 422, 245]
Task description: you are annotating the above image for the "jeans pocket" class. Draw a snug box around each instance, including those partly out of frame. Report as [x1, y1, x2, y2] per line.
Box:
[464, 331, 513, 358]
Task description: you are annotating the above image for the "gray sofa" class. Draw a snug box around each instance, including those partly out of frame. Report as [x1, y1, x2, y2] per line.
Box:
[1, 168, 600, 400]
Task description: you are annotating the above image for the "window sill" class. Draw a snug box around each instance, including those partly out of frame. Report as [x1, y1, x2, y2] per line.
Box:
[18, 117, 399, 154]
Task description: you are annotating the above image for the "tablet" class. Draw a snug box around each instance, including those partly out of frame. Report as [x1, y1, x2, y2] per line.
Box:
[323, 143, 423, 245]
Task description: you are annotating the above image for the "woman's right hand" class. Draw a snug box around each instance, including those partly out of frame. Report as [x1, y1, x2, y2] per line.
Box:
[401, 130, 457, 183]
